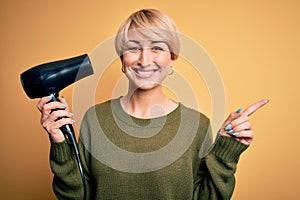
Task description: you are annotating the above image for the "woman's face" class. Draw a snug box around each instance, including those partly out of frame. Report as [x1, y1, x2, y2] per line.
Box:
[122, 36, 174, 91]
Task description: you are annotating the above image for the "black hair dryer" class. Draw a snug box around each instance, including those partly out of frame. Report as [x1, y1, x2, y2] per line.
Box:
[20, 54, 93, 193]
[20, 54, 93, 99]
[20, 54, 93, 144]
[20, 53, 93, 143]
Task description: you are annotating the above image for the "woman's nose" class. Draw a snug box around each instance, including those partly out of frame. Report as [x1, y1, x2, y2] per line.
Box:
[138, 49, 153, 67]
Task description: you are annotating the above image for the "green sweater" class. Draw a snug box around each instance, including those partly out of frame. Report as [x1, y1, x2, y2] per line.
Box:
[50, 98, 248, 200]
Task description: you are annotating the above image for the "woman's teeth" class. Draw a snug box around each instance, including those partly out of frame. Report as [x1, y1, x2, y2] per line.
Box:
[134, 69, 157, 77]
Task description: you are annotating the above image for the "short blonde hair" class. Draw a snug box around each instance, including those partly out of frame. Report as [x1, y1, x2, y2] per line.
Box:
[114, 9, 180, 60]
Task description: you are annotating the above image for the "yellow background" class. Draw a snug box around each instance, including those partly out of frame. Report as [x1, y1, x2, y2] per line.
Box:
[1, 0, 299, 199]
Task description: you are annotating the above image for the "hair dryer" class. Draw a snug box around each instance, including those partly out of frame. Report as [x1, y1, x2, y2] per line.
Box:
[20, 54, 93, 198]
[20, 54, 93, 99]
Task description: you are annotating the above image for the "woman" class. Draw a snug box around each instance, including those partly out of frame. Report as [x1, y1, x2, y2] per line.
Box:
[37, 9, 268, 200]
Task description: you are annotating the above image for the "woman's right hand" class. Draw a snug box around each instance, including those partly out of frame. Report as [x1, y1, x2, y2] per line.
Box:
[37, 96, 75, 143]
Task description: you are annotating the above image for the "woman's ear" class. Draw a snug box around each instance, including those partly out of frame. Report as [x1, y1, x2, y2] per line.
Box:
[169, 59, 175, 68]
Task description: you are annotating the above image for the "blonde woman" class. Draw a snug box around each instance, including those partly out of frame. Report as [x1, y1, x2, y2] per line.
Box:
[37, 9, 268, 200]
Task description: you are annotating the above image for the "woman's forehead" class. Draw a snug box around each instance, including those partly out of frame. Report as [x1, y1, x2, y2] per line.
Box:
[124, 28, 170, 41]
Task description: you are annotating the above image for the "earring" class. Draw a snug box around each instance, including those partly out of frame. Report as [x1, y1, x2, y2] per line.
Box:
[168, 67, 174, 75]
[121, 66, 125, 73]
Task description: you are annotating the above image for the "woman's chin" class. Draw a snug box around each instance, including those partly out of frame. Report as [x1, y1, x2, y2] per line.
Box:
[132, 81, 161, 91]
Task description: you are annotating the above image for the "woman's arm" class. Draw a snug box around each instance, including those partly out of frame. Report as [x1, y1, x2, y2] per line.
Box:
[50, 139, 91, 200]
[37, 96, 91, 199]
[194, 135, 248, 199]
[194, 99, 268, 199]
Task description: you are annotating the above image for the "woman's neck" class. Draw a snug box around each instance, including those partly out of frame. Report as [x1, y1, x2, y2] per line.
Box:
[121, 85, 178, 119]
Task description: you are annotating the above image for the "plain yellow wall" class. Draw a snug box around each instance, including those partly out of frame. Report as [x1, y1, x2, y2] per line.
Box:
[1, 0, 299, 199]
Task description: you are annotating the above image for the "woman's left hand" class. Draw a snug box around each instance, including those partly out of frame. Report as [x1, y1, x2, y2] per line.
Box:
[219, 99, 269, 145]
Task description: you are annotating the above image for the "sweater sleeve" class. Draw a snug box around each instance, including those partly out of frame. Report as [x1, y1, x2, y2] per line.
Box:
[50, 139, 91, 200]
[193, 134, 248, 200]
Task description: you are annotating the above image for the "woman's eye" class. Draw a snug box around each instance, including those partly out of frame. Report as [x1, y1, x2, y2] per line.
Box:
[127, 47, 141, 52]
[151, 46, 165, 51]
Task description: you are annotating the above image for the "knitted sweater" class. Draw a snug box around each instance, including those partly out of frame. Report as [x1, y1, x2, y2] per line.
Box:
[50, 98, 248, 200]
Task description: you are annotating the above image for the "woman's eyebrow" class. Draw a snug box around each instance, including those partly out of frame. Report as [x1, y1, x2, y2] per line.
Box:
[151, 41, 167, 45]
[127, 40, 140, 44]
[126, 40, 167, 45]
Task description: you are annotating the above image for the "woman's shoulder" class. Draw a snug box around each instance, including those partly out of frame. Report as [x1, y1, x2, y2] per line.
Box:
[94, 99, 114, 110]
[179, 103, 210, 123]
[83, 98, 116, 119]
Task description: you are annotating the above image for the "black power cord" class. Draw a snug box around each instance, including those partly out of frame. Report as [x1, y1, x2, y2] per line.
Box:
[62, 124, 87, 200]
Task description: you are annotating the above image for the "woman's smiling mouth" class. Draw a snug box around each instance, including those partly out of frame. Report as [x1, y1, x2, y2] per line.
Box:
[132, 68, 159, 78]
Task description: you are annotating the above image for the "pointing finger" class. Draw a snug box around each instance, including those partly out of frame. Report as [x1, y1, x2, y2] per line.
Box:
[242, 99, 269, 116]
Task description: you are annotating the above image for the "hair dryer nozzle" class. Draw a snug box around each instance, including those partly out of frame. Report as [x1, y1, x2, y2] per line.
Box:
[20, 54, 93, 99]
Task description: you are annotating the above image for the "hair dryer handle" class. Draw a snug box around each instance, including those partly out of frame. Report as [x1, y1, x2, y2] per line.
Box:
[60, 124, 79, 154]
[49, 94, 78, 152]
